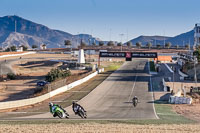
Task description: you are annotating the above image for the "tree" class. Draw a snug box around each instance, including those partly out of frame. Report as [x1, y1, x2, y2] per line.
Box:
[32, 45, 38, 49]
[21, 45, 28, 51]
[165, 42, 171, 49]
[99, 41, 104, 46]
[146, 42, 152, 49]
[107, 41, 115, 46]
[117, 42, 122, 46]
[193, 49, 200, 62]
[5, 47, 11, 52]
[64, 40, 71, 47]
[156, 44, 161, 49]
[80, 41, 87, 48]
[136, 42, 142, 49]
[46, 68, 71, 82]
[10, 46, 17, 51]
[175, 45, 179, 49]
[197, 45, 200, 50]
[185, 44, 190, 49]
[92, 42, 96, 46]
[127, 41, 132, 47]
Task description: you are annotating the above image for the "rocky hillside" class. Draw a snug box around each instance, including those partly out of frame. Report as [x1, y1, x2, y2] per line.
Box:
[0, 15, 101, 49]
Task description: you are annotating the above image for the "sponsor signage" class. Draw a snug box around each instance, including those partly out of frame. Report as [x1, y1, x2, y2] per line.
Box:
[126, 52, 132, 58]
[131, 52, 157, 58]
[99, 52, 126, 57]
[100, 52, 157, 58]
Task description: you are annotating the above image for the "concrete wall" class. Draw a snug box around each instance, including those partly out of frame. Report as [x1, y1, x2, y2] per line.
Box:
[166, 82, 200, 94]
[0, 69, 104, 110]
[0, 52, 36, 58]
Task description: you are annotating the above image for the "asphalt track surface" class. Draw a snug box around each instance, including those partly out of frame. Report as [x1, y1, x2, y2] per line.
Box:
[13, 59, 158, 120]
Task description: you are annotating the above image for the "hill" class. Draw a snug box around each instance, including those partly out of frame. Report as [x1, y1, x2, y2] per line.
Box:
[0, 15, 100, 49]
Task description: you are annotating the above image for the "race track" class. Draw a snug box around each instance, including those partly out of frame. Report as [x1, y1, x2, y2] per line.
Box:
[15, 59, 158, 120]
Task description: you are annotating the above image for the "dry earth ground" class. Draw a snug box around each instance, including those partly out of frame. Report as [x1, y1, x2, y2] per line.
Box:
[171, 93, 200, 122]
[0, 53, 73, 101]
[0, 123, 200, 133]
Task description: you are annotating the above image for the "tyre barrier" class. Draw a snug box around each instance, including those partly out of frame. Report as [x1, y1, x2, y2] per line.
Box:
[169, 96, 192, 104]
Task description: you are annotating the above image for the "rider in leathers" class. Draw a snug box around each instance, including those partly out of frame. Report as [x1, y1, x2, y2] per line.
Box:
[132, 96, 138, 106]
[49, 102, 66, 117]
[72, 101, 86, 115]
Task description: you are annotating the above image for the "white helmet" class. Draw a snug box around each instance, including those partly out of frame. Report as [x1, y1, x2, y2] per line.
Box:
[49, 102, 53, 106]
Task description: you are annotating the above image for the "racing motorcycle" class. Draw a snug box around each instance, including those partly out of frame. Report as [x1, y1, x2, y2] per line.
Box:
[76, 107, 87, 119]
[132, 98, 138, 107]
[51, 106, 69, 119]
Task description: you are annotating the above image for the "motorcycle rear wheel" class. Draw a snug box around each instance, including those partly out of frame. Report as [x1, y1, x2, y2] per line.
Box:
[56, 111, 63, 119]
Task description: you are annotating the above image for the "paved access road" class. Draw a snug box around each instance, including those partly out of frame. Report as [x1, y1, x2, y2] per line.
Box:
[19, 59, 157, 120]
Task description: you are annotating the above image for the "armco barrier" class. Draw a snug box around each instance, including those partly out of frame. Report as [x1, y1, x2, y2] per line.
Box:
[0, 69, 104, 110]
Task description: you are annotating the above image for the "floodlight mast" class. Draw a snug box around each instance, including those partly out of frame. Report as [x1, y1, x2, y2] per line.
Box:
[119, 34, 124, 52]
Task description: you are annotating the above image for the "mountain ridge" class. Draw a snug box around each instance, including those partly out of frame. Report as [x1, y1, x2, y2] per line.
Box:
[0, 15, 101, 49]
[0, 15, 195, 49]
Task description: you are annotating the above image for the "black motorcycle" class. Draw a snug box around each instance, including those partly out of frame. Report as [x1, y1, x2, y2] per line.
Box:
[76, 107, 87, 118]
[132, 98, 138, 107]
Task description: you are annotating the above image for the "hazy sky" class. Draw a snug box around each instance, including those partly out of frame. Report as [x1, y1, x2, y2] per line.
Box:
[0, 0, 199, 42]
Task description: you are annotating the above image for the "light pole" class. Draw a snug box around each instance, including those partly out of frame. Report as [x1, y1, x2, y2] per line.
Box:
[119, 34, 124, 52]
[173, 66, 175, 91]
[88, 38, 91, 62]
[0, 63, 2, 76]
[194, 56, 198, 88]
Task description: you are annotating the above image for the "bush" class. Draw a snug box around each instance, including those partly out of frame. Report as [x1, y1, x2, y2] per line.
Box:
[149, 61, 156, 72]
[46, 68, 71, 82]
[7, 73, 16, 80]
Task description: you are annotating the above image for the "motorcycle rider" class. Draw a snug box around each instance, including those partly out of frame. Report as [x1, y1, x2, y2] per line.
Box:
[132, 96, 138, 106]
[72, 101, 86, 115]
[49, 102, 66, 117]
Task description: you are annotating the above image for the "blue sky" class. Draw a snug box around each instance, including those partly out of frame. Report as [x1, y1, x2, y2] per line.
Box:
[0, 0, 199, 42]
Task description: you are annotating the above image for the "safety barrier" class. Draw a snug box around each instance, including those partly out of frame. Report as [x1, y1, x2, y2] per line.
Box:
[162, 78, 167, 92]
[0, 52, 36, 58]
[0, 68, 104, 110]
[169, 96, 192, 104]
[164, 63, 174, 73]
[178, 69, 188, 78]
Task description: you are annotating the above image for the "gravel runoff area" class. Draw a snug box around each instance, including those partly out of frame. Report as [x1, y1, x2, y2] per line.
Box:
[0, 123, 200, 133]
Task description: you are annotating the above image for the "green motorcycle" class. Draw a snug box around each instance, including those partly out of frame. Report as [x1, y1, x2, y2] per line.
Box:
[51, 105, 69, 119]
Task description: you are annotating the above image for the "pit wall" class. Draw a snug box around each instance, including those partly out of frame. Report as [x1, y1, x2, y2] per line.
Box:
[0, 68, 104, 110]
[165, 82, 200, 97]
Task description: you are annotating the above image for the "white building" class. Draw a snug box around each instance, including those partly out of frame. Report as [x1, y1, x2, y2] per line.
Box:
[194, 23, 200, 48]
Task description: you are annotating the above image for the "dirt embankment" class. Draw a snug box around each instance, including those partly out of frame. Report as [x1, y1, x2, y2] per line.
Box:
[172, 93, 200, 122]
[0, 123, 200, 133]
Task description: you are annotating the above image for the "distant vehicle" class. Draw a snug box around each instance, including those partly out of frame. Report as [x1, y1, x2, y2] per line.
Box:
[37, 81, 49, 86]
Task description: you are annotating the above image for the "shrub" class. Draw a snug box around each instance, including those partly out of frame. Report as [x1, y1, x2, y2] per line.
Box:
[7, 73, 16, 80]
[46, 68, 71, 82]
